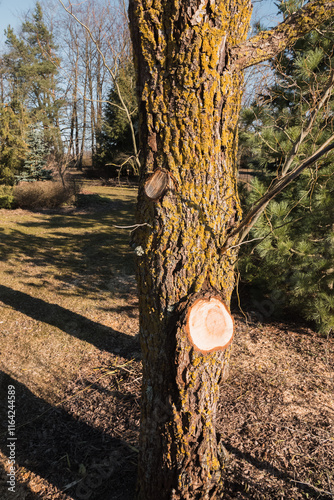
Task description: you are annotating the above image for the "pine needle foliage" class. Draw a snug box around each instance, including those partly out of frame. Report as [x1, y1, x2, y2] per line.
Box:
[238, 4, 334, 334]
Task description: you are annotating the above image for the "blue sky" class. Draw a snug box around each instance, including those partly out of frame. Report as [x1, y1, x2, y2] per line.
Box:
[0, 0, 37, 39]
[0, 0, 281, 36]
[253, 0, 282, 27]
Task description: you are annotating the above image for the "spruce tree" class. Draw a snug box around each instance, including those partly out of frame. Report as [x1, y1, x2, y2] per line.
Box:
[16, 125, 52, 182]
[238, 7, 334, 333]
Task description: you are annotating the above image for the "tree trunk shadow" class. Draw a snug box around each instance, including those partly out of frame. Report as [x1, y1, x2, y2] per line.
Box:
[0, 285, 140, 359]
[0, 372, 137, 500]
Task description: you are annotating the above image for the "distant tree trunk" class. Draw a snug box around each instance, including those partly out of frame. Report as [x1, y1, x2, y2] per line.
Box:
[88, 59, 96, 156]
[79, 36, 90, 168]
[69, 31, 80, 162]
[96, 40, 103, 149]
[69, 94, 77, 157]
[75, 104, 79, 163]
[82, 30, 96, 157]
[79, 68, 88, 170]
[129, 1, 250, 498]
[128, 0, 334, 498]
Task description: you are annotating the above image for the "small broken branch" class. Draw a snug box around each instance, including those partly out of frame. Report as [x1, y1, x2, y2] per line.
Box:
[144, 168, 176, 201]
[291, 479, 334, 497]
[113, 223, 152, 231]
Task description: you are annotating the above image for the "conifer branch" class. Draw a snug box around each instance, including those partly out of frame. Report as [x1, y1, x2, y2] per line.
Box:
[280, 69, 334, 177]
[230, 0, 334, 70]
[221, 137, 334, 253]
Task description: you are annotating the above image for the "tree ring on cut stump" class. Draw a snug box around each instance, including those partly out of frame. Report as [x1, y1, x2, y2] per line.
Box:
[186, 296, 234, 353]
[144, 168, 170, 201]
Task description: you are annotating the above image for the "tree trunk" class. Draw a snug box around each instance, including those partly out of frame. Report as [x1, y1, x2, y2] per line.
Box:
[96, 41, 103, 149]
[80, 43, 89, 169]
[69, 32, 80, 162]
[129, 1, 252, 498]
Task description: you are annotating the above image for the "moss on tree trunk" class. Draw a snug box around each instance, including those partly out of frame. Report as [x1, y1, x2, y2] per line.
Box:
[129, 0, 251, 498]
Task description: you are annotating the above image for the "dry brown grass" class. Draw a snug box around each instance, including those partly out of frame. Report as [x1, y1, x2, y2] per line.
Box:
[0, 184, 333, 500]
[13, 181, 77, 209]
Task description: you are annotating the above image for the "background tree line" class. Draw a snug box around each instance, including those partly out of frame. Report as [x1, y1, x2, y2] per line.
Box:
[0, 0, 136, 185]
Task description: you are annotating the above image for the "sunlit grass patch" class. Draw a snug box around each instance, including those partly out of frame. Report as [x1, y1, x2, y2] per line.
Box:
[0, 185, 139, 400]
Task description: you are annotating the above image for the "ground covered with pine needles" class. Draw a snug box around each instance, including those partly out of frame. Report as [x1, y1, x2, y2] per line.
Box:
[0, 185, 333, 500]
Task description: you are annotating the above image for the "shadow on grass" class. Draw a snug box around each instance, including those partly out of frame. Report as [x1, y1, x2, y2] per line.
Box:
[0, 372, 137, 500]
[0, 285, 139, 359]
[0, 195, 137, 297]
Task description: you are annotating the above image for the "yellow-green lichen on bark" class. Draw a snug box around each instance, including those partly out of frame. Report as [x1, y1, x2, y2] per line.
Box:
[139, 58, 247, 302]
[129, 1, 252, 498]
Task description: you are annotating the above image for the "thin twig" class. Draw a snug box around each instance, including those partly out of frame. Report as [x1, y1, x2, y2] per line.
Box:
[113, 223, 152, 230]
[291, 479, 334, 497]
[227, 236, 265, 251]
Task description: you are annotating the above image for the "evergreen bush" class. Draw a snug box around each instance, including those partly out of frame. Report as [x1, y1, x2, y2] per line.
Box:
[15, 126, 53, 183]
[0, 185, 14, 209]
[238, 10, 334, 334]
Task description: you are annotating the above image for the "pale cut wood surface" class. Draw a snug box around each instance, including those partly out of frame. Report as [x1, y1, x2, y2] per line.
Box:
[186, 297, 234, 353]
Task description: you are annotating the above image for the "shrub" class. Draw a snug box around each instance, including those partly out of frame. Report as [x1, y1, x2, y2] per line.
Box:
[13, 181, 76, 209]
[0, 185, 14, 208]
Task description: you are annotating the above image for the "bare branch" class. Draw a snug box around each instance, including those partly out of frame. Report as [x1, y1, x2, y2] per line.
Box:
[58, 0, 141, 169]
[230, 0, 334, 70]
[113, 223, 152, 231]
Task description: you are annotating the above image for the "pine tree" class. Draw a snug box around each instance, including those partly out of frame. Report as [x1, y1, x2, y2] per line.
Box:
[4, 2, 63, 153]
[238, 7, 334, 333]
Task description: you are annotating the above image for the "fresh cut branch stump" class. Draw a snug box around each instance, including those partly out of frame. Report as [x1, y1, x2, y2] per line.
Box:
[186, 296, 234, 353]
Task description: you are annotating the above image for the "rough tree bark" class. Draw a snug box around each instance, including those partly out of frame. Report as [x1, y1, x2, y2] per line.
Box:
[128, 1, 334, 498]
